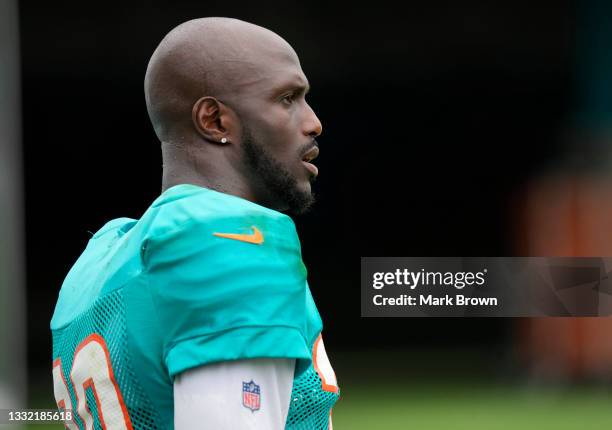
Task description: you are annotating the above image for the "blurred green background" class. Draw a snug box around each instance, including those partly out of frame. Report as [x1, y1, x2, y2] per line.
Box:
[19, 350, 612, 429]
[20, 385, 612, 430]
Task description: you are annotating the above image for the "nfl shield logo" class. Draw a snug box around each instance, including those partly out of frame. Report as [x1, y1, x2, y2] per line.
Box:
[242, 380, 261, 412]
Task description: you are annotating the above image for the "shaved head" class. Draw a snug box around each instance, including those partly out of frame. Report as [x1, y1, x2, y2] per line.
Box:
[145, 17, 322, 214]
[145, 17, 298, 142]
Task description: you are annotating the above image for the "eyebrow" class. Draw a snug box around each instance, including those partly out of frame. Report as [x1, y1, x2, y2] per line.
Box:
[273, 79, 310, 97]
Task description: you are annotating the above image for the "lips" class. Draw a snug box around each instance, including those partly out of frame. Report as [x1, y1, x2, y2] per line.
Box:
[302, 145, 319, 163]
[302, 160, 319, 176]
[301, 145, 320, 177]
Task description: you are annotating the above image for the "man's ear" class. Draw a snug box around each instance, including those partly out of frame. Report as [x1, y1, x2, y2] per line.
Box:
[192, 96, 235, 143]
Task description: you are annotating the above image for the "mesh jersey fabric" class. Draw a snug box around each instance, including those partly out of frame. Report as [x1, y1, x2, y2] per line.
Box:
[50, 184, 339, 429]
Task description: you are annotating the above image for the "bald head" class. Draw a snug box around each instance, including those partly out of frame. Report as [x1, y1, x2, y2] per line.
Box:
[147, 18, 321, 214]
[144, 17, 299, 143]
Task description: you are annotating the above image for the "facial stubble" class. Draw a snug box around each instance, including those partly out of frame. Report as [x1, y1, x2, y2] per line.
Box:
[241, 125, 316, 215]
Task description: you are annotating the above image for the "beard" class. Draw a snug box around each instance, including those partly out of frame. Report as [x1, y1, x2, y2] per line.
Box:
[241, 125, 316, 215]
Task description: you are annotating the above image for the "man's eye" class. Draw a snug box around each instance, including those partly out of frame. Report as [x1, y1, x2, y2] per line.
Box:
[281, 93, 295, 105]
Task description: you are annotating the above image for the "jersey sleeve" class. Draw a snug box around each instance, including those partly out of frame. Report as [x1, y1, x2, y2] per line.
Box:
[142, 206, 316, 378]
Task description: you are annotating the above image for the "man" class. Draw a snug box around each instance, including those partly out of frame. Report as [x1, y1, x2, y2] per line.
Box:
[51, 17, 339, 429]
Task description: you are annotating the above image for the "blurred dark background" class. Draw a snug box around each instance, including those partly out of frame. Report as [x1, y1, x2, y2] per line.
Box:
[15, 2, 612, 426]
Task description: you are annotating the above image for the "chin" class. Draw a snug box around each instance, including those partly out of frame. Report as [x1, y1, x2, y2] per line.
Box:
[288, 187, 316, 215]
[296, 180, 315, 199]
[300, 179, 312, 192]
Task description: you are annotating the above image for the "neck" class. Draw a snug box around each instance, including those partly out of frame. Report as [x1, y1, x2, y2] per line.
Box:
[160, 141, 283, 210]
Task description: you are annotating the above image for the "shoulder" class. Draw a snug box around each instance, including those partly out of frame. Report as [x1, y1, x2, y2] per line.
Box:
[51, 217, 138, 329]
[146, 184, 294, 238]
[134, 186, 319, 377]
[141, 184, 303, 267]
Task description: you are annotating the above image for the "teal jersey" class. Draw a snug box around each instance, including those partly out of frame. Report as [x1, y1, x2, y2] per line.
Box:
[51, 184, 339, 429]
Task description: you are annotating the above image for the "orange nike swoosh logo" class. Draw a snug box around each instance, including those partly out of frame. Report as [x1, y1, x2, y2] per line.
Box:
[213, 226, 264, 245]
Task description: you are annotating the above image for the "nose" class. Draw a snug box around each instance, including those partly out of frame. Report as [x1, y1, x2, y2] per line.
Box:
[303, 102, 323, 138]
